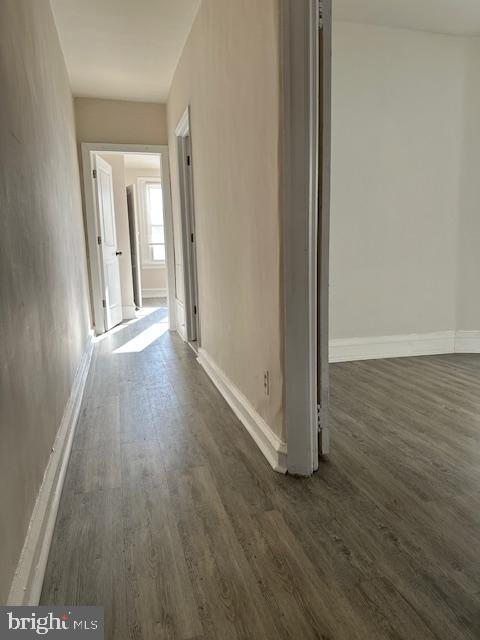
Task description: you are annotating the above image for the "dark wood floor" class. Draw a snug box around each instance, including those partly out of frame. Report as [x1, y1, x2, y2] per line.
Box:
[41, 306, 480, 639]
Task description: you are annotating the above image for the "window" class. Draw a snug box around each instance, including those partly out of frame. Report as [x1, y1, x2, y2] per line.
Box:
[145, 183, 165, 262]
[139, 180, 165, 265]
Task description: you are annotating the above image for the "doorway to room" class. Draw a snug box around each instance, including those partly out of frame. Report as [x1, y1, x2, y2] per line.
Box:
[81, 144, 176, 336]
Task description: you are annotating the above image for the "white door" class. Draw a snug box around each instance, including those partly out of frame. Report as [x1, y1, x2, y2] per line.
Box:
[184, 135, 200, 343]
[126, 184, 142, 308]
[94, 155, 123, 331]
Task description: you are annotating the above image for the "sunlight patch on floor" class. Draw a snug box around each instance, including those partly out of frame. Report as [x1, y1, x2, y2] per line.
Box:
[94, 305, 166, 343]
[113, 321, 169, 354]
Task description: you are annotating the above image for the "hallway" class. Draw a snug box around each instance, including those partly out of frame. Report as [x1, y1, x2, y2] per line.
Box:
[40, 304, 480, 640]
[5, 2, 480, 637]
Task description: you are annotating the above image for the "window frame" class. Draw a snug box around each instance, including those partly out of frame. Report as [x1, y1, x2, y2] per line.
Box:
[136, 177, 166, 269]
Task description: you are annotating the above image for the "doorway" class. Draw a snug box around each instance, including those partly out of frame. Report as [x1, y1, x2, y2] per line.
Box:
[175, 107, 201, 350]
[81, 144, 176, 336]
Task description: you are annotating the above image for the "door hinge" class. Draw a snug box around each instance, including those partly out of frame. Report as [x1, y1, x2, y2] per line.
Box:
[317, 404, 322, 430]
[193, 304, 197, 315]
[190, 233, 194, 242]
[92, 169, 97, 179]
[102, 299, 106, 308]
[97, 236, 102, 245]
[318, 0, 323, 29]
[187, 155, 191, 166]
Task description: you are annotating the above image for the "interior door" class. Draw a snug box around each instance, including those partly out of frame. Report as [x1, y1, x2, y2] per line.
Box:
[184, 135, 201, 344]
[126, 184, 142, 309]
[94, 155, 123, 331]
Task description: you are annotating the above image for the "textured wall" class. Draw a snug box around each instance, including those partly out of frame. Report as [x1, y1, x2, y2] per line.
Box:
[167, 0, 283, 439]
[0, 0, 90, 601]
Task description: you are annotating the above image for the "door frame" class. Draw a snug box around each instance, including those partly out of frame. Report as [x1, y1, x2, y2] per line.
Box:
[175, 107, 201, 347]
[280, 0, 331, 475]
[81, 143, 176, 335]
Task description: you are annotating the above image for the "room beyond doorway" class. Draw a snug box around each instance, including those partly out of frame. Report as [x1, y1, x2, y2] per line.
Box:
[81, 143, 176, 336]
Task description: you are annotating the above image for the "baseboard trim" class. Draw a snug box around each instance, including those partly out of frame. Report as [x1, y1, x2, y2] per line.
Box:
[122, 304, 136, 320]
[329, 331, 455, 363]
[329, 330, 480, 362]
[7, 331, 95, 605]
[454, 330, 480, 353]
[197, 348, 287, 473]
[142, 288, 167, 299]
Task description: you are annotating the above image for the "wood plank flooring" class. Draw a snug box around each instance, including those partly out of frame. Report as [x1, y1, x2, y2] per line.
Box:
[41, 305, 480, 639]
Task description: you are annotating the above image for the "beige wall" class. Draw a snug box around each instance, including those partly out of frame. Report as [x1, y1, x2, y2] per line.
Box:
[0, 0, 90, 602]
[140, 269, 167, 292]
[74, 97, 168, 145]
[330, 22, 465, 339]
[167, 0, 283, 439]
[99, 154, 135, 312]
[124, 167, 167, 294]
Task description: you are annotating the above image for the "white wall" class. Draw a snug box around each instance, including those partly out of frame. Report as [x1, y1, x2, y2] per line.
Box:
[457, 38, 480, 332]
[330, 22, 467, 342]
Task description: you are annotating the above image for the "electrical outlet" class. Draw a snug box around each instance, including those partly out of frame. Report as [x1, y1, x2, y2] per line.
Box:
[263, 370, 270, 396]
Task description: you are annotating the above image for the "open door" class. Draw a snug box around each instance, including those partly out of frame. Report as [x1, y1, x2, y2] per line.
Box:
[126, 184, 142, 309]
[183, 133, 200, 344]
[93, 155, 123, 331]
[317, 0, 332, 455]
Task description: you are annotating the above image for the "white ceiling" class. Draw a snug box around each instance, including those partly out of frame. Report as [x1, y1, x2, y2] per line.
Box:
[124, 154, 161, 171]
[333, 0, 480, 36]
[50, 0, 200, 103]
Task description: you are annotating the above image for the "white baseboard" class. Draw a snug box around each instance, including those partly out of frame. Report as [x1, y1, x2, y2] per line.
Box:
[454, 330, 480, 353]
[7, 331, 95, 605]
[122, 304, 136, 320]
[142, 288, 167, 299]
[329, 330, 480, 362]
[197, 348, 287, 473]
[329, 331, 455, 363]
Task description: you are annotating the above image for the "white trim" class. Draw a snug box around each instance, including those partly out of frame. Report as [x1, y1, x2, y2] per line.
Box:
[175, 107, 201, 345]
[142, 263, 166, 270]
[122, 305, 137, 320]
[159, 152, 176, 331]
[142, 288, 167, 299]
[317, 0, 332, 455]
[454, 330, 480, 353]
[329, 331, 455, 363]
[7, 332, 94, 605]
[175, 108, 190, 137]
[80, 143, 176, 334]
[330, 331, 480, 362]
[197, 348, 287, 474]
[279, 0, 320, 475]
